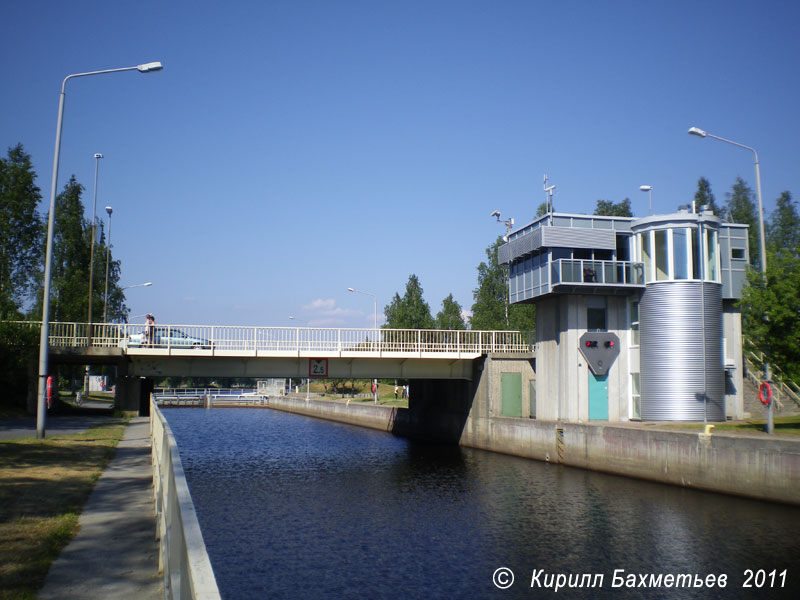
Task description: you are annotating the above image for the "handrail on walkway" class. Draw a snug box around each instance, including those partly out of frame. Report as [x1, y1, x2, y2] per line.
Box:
[9, 321, 535, 356]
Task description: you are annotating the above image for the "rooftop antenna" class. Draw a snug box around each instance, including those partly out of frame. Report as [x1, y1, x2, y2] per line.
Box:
[543, 174, 556, 223]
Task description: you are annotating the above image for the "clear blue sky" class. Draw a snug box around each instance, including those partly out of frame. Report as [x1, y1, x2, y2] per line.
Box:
[3, 1, 799, 328]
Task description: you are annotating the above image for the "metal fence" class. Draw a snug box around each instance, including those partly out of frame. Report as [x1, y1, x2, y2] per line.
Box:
[13, 321, 535, 356]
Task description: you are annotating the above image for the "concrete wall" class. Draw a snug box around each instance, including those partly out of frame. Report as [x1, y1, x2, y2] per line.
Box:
[263, 356, 800, 506]
[535, 295, 631, 422]
[723, 302, 745, 419]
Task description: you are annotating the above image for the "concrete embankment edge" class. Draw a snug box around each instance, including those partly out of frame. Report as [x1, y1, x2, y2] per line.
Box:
[265, 396, 800, 506]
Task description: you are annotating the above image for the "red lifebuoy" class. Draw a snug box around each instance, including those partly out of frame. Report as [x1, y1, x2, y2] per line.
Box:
[46, 376, 54, 408]
[759, 381, 773, 406]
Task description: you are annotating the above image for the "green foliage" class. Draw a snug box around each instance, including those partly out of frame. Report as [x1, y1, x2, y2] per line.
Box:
[535, 202, 548, 218]
[383, 274, 435, 329]
[0, 144, 43, 318]
[470, 236, 535, 331]
[470, 237, 508, 329]
[593, 198, 632, 217]
[435, 293, 466, 330]
[739, 252, 800, 381]
[694, 177, 724, 216]
[725, 177, 760, 269]
[767, 191, 799, 256]
[0, 321, 39, 410]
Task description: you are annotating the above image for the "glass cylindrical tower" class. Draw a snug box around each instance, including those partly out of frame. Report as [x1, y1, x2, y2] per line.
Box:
[632, 211, 724, 421]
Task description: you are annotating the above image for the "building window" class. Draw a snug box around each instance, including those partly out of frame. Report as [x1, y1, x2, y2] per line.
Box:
[587, 307, 607, 331]
[655, 230, 668, 280]
[631, 373, 641, 419]
[731, 248, 745, 260]
[691, 228, 701, 279]
[673, 228, 689, 279]
[630, 301, 639, 347]
[640, 232, 652, 282]
[706, 229, 719, 281]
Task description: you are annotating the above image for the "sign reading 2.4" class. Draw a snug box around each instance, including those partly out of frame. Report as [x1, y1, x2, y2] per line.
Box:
[309, 358, 328, 378]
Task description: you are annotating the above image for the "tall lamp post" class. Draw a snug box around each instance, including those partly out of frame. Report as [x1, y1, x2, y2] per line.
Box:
[36, 62, 163, 439]
[639, 185, 653, 216]
[688, 126, 772, 433]
[83, 153, 104, 395]
[103, 206, 113, 322]
[290, 316, 311, 399]
[347, 287, 378, 403]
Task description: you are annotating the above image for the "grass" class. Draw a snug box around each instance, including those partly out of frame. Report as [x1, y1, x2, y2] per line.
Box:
[663, 414, 800, 436]
[0, 419, 126, 599]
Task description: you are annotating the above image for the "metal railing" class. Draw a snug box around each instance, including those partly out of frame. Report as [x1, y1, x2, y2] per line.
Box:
[11, 321, 535, 357]
[551, 259, 645, 287]
[743, 338, 800, 411]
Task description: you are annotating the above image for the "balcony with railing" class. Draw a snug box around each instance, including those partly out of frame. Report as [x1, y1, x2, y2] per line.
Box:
[550, 259, 645, 289]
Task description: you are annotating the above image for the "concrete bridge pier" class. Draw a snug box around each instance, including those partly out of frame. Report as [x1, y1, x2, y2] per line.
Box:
[394, 355, 536, 444]
[116, 375, 154, 416]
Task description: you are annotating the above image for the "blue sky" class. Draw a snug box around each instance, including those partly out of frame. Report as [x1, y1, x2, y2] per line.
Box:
[3, 1, 799, 328]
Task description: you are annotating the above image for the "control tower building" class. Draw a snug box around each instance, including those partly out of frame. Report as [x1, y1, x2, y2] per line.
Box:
[498, 208, 749, 422]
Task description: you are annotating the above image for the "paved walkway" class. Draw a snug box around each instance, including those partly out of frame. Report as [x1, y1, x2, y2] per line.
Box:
[38, 417, 162, 599]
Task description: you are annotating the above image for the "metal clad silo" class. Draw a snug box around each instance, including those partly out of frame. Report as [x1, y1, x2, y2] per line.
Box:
[639, 281, 724, 420]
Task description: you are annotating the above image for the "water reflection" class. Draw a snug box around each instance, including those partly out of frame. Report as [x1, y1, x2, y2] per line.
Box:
[164, 408, 800, 599]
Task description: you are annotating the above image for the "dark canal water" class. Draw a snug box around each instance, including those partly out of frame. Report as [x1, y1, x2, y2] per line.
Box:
[163, 408, 800, 599]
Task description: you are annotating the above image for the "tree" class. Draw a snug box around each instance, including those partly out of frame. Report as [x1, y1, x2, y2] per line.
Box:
[0, 144, 43, 318]
[725, 177, 760, 269]
[535, 202, 548, 218]
[694, 177, 724, 216]
[470, 237, 535, 331]
[594, 198, 632, 217]
[767, 191, 799, 257]
[29, 175, 91, 322]
[435, 294, 466, 330]
[383, 274, 435, 329]
[739, 252, 800, 381]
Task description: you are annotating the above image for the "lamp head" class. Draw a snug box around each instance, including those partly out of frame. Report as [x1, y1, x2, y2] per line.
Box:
[105, 206, 113, 215]
[544, 185, 556, 193]
[490, 210, 501, 218]
[137, 61, 163, 73]
[94, 153, 103, 159]
[347, 287, 355, 292]
[688, 126, 707, 138]
[640, 185, 653, 192]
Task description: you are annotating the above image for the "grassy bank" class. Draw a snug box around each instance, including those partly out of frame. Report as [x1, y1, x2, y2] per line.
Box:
[0, 419, 126, 599]
[664, 414, 800, 436]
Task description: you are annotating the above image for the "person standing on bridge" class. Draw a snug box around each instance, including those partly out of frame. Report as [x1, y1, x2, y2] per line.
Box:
[145, 314, 155, 347]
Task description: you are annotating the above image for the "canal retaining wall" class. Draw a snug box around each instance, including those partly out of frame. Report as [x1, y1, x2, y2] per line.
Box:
[265, 385, 800, 506]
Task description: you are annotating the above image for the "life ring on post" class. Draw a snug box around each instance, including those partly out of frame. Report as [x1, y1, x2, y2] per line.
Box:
[759, 381, 773, 406]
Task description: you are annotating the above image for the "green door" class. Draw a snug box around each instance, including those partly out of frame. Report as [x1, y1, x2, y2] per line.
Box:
[501, 373, 522, 417]
[588, 373, 609, 420]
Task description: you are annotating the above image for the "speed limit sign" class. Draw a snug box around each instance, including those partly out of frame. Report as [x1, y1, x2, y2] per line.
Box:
[309, 358, 328, 378]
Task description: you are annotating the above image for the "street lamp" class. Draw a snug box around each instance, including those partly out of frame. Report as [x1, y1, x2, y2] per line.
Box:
[103, 206, 113, 322]
[87, 153, 104, 330]
[639, 185, 653, 216]
[36, 62, 163, 439]
[688, 125, 772, 432]
[348, 287, 379, 403]
[83, 153, 104, 395]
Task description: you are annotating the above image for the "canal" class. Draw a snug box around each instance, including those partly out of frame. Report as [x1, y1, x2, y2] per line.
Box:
[163, 408, 800, 599]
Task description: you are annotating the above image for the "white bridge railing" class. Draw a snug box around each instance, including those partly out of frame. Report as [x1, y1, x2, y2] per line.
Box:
[16, 322, 535, 357]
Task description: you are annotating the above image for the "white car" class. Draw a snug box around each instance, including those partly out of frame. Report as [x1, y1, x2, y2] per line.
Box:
[127, 326, 212, 349]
